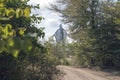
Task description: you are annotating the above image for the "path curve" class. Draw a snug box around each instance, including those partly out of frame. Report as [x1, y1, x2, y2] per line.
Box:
[59, 66, 120, 80]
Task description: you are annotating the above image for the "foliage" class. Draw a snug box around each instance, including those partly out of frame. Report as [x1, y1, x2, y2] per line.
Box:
[0, 0, 60, 80]
[45, 37, 66, 65]
[50, 0, 120, 68]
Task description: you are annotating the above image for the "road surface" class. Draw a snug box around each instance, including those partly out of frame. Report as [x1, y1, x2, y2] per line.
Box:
[59, 66, 120, 80]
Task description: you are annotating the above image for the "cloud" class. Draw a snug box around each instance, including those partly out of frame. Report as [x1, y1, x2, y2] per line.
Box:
[28, 0, 68, 40]
[39, 16, 61, 38]
[28, 0, 55, 8]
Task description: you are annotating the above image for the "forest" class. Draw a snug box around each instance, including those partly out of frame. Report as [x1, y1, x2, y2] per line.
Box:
[0, 0, 120, 80]
[49, 0, 120, 68]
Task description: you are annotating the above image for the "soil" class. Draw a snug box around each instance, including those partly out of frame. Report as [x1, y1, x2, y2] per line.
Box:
[59, 66, 120, 80]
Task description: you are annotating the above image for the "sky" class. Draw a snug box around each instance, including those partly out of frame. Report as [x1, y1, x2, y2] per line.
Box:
[28, 0, 66, 40]
[28, 0, 118, 41]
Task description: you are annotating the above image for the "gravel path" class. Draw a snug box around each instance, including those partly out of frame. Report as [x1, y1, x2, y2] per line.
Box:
[59, 66, 120, 80]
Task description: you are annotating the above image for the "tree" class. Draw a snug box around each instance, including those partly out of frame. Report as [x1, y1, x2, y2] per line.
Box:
[0, 0, 60, 80]
[45, 36, 67, 65]
[50, 0, 120, 68]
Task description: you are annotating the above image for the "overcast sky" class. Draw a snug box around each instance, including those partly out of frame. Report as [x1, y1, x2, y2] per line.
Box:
[28, 0, 66, 40]
[28, 0, 118, 40]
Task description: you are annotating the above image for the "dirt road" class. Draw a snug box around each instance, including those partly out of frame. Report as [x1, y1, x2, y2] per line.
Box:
[59, 66, 120, 80]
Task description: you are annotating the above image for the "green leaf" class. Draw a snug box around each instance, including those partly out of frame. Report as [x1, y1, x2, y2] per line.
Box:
[0, 3, 5, 7]
[12, 49, 19, 58]
[8, 38, 14, 47]
[24, 7, 31, 17]
[16, 8, 23, 18]
[5, 8, 15, 18]
[4, 24, 12, 36]
[8, 30, 14, 36]
[19, 28, 26, 36]
[3, 24, 12, 38]
[21, 39, 32, 52]
[114, 19, 120, 24]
